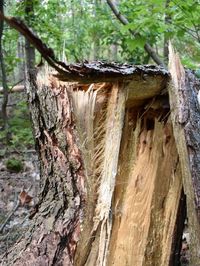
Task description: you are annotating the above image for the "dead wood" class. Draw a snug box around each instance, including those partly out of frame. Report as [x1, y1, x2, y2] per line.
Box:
[168, 43, 200, 265]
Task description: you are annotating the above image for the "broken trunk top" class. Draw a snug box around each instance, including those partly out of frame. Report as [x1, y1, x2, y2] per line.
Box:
[0, 14, 169, 85]
[51, 62, 170, 107]
[53, 61, 169, 83]
[0, 14, 169, 84]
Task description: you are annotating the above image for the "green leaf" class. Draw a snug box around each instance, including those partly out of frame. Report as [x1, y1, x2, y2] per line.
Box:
[126, 37, 146, 51]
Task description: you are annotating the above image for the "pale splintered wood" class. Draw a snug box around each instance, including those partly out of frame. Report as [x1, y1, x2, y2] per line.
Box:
[71, 83, 126, 266]
[168, 43, 200, 265]
[108, 117, 182, 266]
[84, 83, 126, 266]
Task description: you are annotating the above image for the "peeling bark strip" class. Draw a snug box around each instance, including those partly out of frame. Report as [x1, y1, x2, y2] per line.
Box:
[168, 44, 200, 265]
[1, 71, 86, 266]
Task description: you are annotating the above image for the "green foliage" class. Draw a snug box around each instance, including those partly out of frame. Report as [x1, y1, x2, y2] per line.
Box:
[3, 0, 199, 67]
[6, 157, 23, 173]
[9, 100, 34, 149]
[0, 100, 34, 150]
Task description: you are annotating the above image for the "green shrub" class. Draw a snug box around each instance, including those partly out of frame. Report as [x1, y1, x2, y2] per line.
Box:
[1, 99, 34, 150]
[6, 158, 23, 173]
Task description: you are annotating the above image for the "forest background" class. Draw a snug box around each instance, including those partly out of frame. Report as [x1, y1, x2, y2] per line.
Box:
[0, 0, 200, 150]
[0, 1, 199, 264]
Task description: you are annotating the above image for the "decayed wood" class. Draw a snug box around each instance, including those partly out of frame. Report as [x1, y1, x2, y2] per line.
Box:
[0, 55, 187, 265]
[169, 189, 186, 266]
[168, 44, 200, 265]
[108, 111, 182, 266]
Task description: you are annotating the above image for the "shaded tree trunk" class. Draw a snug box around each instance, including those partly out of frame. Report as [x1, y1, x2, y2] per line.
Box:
[24, 0, 35, 72]
[0, 0, 9, 131]
[16, 34, 25, 82]
[163, 0, 171, 62]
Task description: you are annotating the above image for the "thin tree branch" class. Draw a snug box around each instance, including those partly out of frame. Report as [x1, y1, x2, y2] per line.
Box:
[106, 0, 166, 68]
[172, 0, 200, 42]
[0, 200, 20, 233]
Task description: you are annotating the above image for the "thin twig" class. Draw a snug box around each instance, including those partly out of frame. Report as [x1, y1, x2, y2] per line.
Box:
[0, 186, 32, 233]
[9, 79, 24, 92]
[0, 200, 20, 233]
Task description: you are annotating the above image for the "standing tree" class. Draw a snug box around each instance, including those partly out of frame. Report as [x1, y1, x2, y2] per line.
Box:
[0, 0, 9, 132]
[24, 0, 35, 72]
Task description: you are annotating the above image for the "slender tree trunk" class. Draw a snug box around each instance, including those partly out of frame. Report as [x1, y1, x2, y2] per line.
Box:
[92, 0, 100, 60]
[163, 0, 171, 62]
[0, 0, 9, 131]
[17, 34, 25, 82]
[24, 0, 35, 72]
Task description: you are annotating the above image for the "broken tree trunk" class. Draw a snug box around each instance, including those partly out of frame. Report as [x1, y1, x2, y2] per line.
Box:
[0, 63, 187, 266]
[168, 44, 200, 265]
[0, 12, 198, 265]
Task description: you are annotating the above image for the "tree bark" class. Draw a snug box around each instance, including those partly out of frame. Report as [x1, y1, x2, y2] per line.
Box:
[168, 43, 200, 265]
[1, 71, 87, 265]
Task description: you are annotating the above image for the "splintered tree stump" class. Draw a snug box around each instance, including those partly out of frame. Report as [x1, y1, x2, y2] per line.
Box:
[1, 58, 199, 265]
[0, 12, 199, 265]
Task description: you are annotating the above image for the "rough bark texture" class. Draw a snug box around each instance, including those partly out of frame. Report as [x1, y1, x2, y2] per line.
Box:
[169, 44, 200, 265]
[0, 71, 86, 265]
[169, 189, 186, 266]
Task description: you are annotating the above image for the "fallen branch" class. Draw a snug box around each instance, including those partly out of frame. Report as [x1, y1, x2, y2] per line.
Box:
[0, 186, 32, 233]
[0, 200, 20, 233]
[0, 85, 24, 93]
[106, 0, 165, 68]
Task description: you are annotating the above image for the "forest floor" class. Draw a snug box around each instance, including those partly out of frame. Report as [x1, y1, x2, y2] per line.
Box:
[0, 150, 40, 255]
